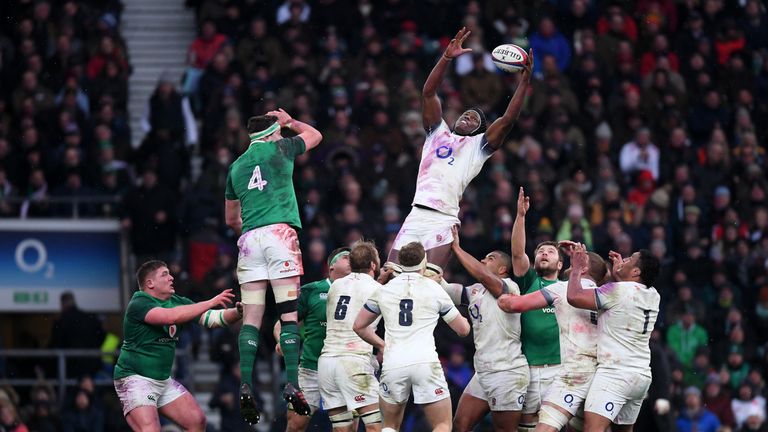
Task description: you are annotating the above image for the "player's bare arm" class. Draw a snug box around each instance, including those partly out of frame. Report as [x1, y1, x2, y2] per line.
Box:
[566, 245, 598, 310]
[353, 309, 385, 351]
[224, 199, 242, 235]
[497, 291, 548, 314]
[267, 108, 322, 151]
[445, 312, 471, 337]
[484, 48, 533, 150]
[450, 225, 505, 297]
[422, 27, 471, 130]
[511, 187, 531, 276]
[144, 289, 236, 326]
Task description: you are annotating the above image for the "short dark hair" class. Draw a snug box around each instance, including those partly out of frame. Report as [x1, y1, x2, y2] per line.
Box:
[637, 249, 660, 287]
[535, 241, 564, 262]
[587, 252, 607, 283]
[492, 250, 512, 276]
[398, 242, 425, 267]
[327, 247, 351, 268]
[136, 260, 167, 290]
[350, 241, 378, 273]
[247, 115, 278, 134]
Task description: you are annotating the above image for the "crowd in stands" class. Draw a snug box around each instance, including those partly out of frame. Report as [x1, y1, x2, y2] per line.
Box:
[3, 0, 768, 431]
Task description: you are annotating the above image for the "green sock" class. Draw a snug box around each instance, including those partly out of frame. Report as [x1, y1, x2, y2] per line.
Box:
[279, 321, 300, 388]
[238, 324, 260, 389]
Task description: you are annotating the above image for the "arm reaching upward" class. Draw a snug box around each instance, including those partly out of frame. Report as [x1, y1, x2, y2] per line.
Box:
[422, 27, 472, 130]
[485, 49, 533, 150]
[511, 187, 531, 276]
[268, 108, 322, 151]
[566, 244, 598, 310]
[450, 225, 505, 297]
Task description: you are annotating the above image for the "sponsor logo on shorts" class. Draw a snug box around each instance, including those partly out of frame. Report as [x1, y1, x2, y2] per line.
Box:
[354, 395, 366, 402]
[435, 388, 444, 396]
[564, 394, 574, 407]
[518, 394, 525, 405]
[380, 383, 389, 392]
[436, 234, 443, 242]
[605, 402, 615, 412]
[279, 261, 297, 274]
[491, 397, 496, 406]
[147, 395, 156, 402]
[319, 293, 328, 300]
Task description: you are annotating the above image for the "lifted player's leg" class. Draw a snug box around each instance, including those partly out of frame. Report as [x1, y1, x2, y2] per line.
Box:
[273, 276, 311, 415]
[239, 281, 267, 425]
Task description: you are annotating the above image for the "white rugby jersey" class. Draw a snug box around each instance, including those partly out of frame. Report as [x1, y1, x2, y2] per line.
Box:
[595, 281, 660, 376]
[364, 272, 460, 369]
[322, 273, 381, 357]
[444, 278, 527, 372]
[412, 119, 494, 217]
[542, 280, 599, 375]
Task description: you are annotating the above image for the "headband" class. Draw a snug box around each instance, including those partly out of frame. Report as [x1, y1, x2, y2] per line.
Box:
[328, 250, 350, 267]
[249, 122, 280, 144]
[400, 256, 427, 272]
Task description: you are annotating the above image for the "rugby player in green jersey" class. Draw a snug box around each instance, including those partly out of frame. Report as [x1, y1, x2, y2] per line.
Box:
[511, 187, 563, 432]
[113, 260, 243, 432]
[273, 247, 352, 432]
[224, 108, 323, 424]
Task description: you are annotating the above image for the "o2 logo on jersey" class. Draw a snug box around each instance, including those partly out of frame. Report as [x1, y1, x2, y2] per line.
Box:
[435, 146, 455, 165]
[564, 393, 574, 407]
[469, 304, 483, 323]
[605, 402, 615, 413]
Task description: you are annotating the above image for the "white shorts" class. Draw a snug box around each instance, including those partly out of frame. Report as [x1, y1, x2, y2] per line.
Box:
[379, 362, 449, 405]
[584, 369, 651, 425]
[391, 207, 459, 251]
[543, 370, 595, 416]
[236, 223, 303, 283]
[298, 367, 320, 412]
[318, 355, 379, 411]
[523, 364, 561, 415]
[114, 375, 187, 416]
[465, 369, 529, 412]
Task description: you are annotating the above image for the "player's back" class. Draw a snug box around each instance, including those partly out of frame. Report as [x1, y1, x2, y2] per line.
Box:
[322, 273, 380, 357]
[546, 280, 599, 373]
[225, 136, 305, 232]
[595, 281, 660, 376]
[413, 120, 493, 217]
[376, 273, 454, 369]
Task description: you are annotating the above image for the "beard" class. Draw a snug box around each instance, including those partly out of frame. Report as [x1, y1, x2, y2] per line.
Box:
[534, 261, 559, 278]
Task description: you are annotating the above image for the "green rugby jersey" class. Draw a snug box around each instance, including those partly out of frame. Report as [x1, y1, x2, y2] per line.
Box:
[225, 136, 306, 234]
[114, 291, 194, 380]
[514, 267, 561, 366]
[297, 279, 331, 371]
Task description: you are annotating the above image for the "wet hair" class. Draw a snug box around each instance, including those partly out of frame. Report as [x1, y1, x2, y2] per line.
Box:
[247, 115, 278, 134]
[637, 249, 660, 287]
[136, 260, 167, 290]
[349, 241, 378, 273]
[399, 242, 426, 267]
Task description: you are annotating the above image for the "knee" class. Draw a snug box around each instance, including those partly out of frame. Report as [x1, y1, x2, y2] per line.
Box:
[185, 409, 206, 431]
[453, 417, 470, 432]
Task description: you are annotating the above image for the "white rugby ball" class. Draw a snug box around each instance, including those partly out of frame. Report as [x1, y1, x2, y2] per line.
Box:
[491, 44, 528, 73]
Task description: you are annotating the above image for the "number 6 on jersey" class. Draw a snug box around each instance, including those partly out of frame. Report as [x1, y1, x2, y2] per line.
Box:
[248, 165, 268, 191]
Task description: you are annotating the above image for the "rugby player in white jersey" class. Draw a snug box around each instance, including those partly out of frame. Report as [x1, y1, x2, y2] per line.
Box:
[497, 245, 608, 432]
[386, 27, 533, 274]
[318, 241, 383, 432]
[438, 225, 528, 431]
[354, 242, 471, 432]
[566, 244, 661, 432]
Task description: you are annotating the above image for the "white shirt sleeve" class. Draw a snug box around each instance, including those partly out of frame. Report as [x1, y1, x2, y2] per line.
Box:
[364, 288, 381, 315]
[595, 282, 621, 311]
[436, 288, 460, 322]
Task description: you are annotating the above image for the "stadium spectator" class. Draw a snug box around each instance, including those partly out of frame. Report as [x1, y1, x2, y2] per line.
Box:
[667, 306, 709, 370]
[676, 386, 721, 432]
[60, 390, 104, 432]
[48, 292, 106, 379]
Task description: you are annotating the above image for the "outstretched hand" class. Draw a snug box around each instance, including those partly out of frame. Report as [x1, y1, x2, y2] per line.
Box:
[208, 289, 235, 309]
[516, 187, 530, 218]
[444, 27, 472, 59]
[521, 48, 534, 82]
[608, 250, 623, 275]
[571, 243, 589, 276]
[267, 108, 292, 127]
[451, 225, 460, 249]
[558, 240, 579, 257]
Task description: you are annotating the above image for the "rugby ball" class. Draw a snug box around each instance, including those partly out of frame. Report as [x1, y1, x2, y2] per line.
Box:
[491, 44, 528, 73]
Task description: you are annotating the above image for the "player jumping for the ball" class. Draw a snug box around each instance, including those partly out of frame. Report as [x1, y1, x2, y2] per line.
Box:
[386, 27, 533, 274]
[225, 108, 322, 424]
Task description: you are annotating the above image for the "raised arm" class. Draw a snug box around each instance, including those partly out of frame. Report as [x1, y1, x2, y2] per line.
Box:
[566, 245, 598, 310]
[144, 289, 235, 326]
[422, 27, 472, 130]
[485, 49, 533, 150]
[268, 108, 322, 151]
[353, 308, 385, 351]
[511, 187, 531, 277]
[497, 291, 549, 314]
[225, 199, 242, 235]
[450, 225, 505, 297]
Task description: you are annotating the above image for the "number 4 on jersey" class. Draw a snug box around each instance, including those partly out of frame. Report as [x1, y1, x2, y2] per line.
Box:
[248, 166, 268, 190]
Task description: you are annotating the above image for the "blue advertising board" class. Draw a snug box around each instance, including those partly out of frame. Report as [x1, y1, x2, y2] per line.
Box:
[0, 220, 123, 312]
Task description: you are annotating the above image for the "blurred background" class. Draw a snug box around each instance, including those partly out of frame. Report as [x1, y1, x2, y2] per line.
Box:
[0, 0, 767, 431]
